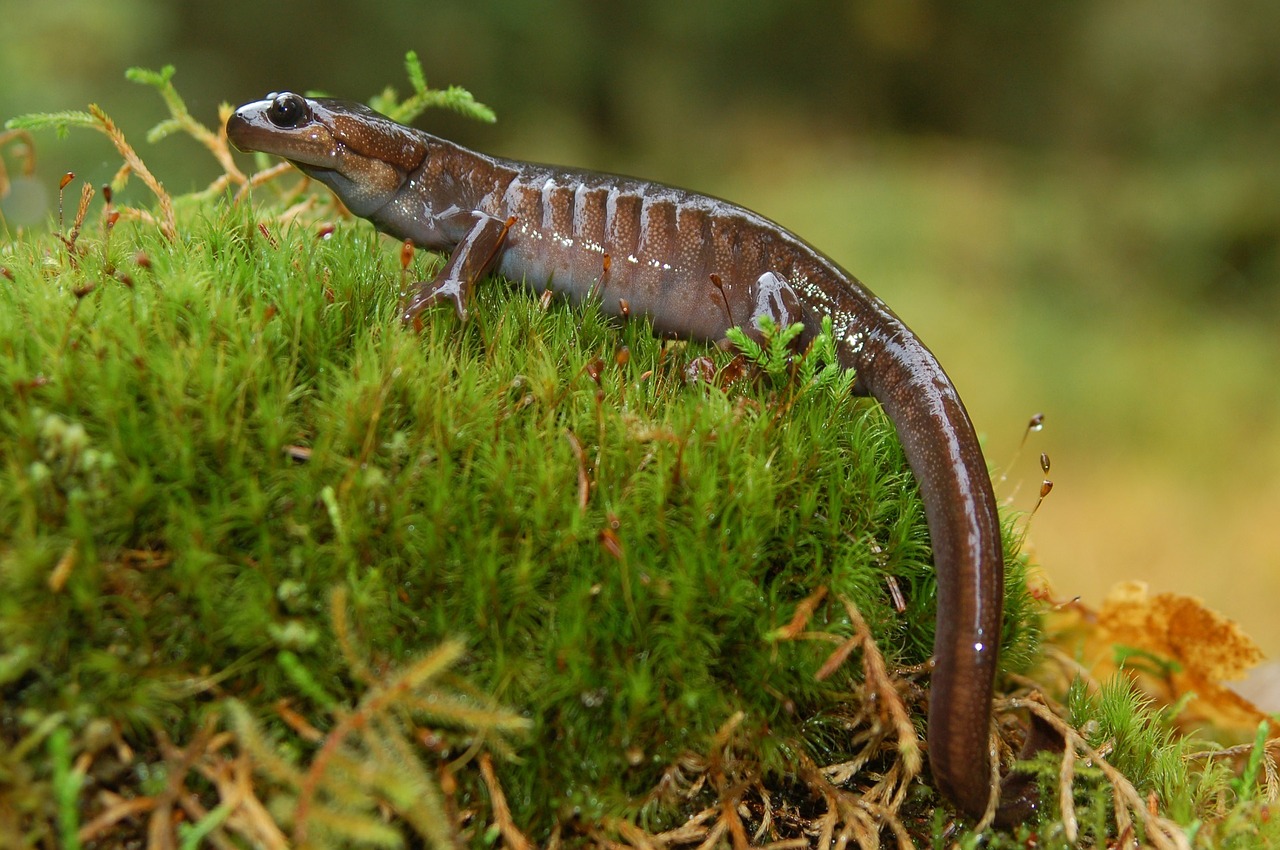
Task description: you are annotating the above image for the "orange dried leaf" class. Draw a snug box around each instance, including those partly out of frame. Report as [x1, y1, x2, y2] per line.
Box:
[1093, 581, 1268, 733]
[1097, 581, 1264, 682]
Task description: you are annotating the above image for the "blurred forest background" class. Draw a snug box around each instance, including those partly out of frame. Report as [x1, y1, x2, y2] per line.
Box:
[3, 0, 1278, 658]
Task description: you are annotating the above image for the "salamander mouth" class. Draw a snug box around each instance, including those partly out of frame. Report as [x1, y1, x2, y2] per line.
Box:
[286, 161, 338, 181]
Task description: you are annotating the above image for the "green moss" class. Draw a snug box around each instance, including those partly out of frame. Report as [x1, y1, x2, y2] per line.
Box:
[0, 196, 1038, 841]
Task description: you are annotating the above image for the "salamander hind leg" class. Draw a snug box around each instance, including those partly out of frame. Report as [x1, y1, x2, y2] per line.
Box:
[731, 270, 815, 354]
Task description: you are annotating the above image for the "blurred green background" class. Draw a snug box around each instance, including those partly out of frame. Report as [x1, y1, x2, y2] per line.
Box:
[3, 0, 1278, 658]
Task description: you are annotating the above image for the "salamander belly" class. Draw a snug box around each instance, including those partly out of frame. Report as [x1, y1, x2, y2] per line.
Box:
[496, 231, 736, 341]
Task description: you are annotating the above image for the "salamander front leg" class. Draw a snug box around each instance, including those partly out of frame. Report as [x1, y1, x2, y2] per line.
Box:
[401, 213, 515, 325]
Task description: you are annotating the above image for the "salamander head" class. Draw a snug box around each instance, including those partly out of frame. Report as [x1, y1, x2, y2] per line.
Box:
[226, 92, 428, 216]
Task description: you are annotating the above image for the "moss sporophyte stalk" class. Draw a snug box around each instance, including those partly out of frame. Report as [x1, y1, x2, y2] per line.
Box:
[2, 55, 1273, 850]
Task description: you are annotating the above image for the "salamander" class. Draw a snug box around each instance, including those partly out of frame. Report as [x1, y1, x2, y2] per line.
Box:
[226, 91, 1040, 824]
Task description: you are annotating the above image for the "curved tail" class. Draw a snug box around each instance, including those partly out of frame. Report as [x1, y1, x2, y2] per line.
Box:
[846, 316, 1038, 823]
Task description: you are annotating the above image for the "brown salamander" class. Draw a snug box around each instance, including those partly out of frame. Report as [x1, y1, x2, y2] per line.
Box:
[227, 92, 1040, 824]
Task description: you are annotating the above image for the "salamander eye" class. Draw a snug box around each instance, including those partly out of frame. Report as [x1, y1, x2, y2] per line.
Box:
[267, 93, 310, 129]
